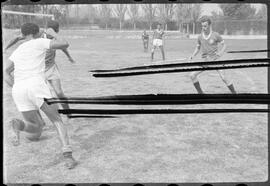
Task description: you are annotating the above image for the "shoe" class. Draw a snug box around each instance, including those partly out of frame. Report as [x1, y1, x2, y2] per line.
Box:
[63, 152, 77, 169]
[10, 118, 24, 146]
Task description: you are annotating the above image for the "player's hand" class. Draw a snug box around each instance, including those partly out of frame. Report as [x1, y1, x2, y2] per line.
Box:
[216, 52, 223, 58]
[188, 56, 193, 61]
[68, 57, 76, 63]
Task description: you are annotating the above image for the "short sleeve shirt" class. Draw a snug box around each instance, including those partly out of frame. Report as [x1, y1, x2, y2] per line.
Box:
[197, 31, 223, 58]
[9, 38, 51, 83]
[153, 29, 164, 40]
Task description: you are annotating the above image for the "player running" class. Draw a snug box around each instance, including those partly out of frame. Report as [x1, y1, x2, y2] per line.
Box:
[151, 23, 165, 61]
[4, 23, 77, 169]
[142, 30, 149, 52]
[5, 20, 75, 117]
[188, 16, 236, 94]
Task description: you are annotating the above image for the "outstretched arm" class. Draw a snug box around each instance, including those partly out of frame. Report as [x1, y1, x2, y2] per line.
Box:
[5, 36, 25, 51]
[61, 48, 75, 63]
[189, 45, 200, 61]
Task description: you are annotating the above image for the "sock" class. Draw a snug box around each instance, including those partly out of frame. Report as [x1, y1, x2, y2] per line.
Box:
[228, 84, 236, 94]
[194, 82, 204, 94]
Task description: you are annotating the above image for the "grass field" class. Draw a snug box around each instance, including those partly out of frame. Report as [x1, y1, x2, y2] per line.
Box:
[3, 30, 268, 183]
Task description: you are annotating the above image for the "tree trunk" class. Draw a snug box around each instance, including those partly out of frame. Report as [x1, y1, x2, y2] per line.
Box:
[134, 22, 136, 30]
[106, 23, 108, 30]
[120, 21, 122, 30]
[193, 22, 195, 35]
[187, 23, 189, 34]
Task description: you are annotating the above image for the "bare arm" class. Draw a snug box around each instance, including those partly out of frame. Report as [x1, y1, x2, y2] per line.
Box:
[4, 59, 14, 87]
[217, 41, 226, 57]
[189, 45, 201, 61]
[46, 28, 69, 50]
[5, 36, 25, 51]
[61, 48, 75, 63]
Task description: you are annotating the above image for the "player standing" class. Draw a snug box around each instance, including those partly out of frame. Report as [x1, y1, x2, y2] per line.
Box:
[142, 30, 149, 52]
[188, 16, 236, 94]
[151, 23, 165, 61]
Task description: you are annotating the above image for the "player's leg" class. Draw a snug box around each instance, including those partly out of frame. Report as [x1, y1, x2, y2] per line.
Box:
[151, 46, 157, 61]
[10, 110, 45, 146]
[40, 102, 76, 169]
[46, 65, 71, 114]
[190, 70, 204, 94]
[49, 79, 70, 111]
[217, 70, 236, 94]
[146, 39, 149, 51]
[151, 39, 157, 61]
[159, 45, 165, 61]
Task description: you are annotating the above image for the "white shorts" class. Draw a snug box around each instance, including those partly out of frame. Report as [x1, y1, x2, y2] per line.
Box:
[45, 64, 60, 80]
[153, 39, 163, 47]
[12, 78, 53, 112]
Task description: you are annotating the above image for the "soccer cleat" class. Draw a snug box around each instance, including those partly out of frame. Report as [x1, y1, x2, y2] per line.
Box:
[10, 118, 24, 146]
[63, 152, 77, 169]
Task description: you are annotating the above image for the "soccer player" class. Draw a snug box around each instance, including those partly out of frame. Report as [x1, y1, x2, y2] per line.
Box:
[5, 20, 75, 117]
[188, 16, 236, 94]
[151, 23, 165, 61]
[142, 30, 149, 52]
[4, 23, 77, 169]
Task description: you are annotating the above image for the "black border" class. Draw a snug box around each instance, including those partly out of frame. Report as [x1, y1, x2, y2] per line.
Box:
[1, 0, 269, 186]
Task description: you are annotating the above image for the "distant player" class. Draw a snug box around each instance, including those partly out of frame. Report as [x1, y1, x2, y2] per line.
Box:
[188, 16, 236, 94]
[151, 23, 165, 61]
[4, 23, 77, 169]
[5, 20, 75, 117]
[142, 30, 149, 52]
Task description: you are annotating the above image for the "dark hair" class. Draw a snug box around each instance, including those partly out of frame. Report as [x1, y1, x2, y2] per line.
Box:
[200, 16, 212, 25]
[47, 20, 60, 32]
[21, 23, 40, 36]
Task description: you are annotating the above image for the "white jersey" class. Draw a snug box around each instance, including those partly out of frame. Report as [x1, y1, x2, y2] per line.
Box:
[9, 38, 51, 83]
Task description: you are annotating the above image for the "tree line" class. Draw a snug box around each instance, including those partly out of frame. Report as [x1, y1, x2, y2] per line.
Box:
[3, 4, 267, 33]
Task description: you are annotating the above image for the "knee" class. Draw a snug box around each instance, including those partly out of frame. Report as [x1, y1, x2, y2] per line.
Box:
[55, 90, 65, 98]
[190, 73, 197, 82]
[26, 130, 42, 141]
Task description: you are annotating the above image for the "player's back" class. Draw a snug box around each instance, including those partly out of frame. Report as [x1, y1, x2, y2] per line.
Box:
[9, 38, 51, 83]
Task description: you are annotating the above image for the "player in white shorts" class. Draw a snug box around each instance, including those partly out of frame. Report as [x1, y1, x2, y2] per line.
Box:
[151, 23, 165, 61]
[5, 20, 76, 118]
[4, 23, 77, 169]
[188, 16, 236, 94]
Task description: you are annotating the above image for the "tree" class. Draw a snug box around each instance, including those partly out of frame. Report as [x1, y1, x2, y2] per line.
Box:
[87, 5, 98, 24]
[142, 4, 156, 30]
[157, 4, 175, 30]
[219, 4, 257, 19]
[256, 4, 267, 19]
[113, 4, 127, 30]
[128, 4, 139, 30]
[190, 4, 202, 34]
[98, 5, 112, 29]
[175, 4, 192, 33]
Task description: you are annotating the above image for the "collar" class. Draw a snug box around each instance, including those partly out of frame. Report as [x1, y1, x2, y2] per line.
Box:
[202, 29, 212, 40]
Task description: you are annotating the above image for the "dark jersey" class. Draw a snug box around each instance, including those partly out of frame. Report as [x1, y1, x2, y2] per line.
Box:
[197, 31, 223, 58]
[142, 33, 149, 40]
